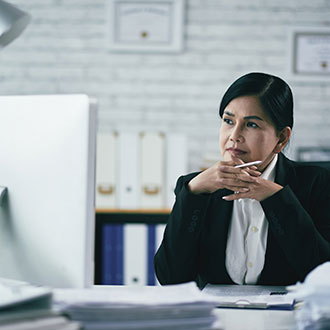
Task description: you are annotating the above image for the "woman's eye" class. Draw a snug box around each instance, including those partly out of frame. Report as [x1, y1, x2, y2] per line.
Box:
[223, 118, 233, 125]
[247, 122, 259, 128]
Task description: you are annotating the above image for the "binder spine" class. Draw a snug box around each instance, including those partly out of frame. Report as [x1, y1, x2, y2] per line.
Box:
[102, 225, 114, 285]
[114, 224, 124, 285]
[96, 133, 117, 208]
[102, 224, 123, 285]
[124, 224, 147, 285]
[140, 132, 164, 208]
[147, 224, 156, 286]
[118, 133, 139, 209]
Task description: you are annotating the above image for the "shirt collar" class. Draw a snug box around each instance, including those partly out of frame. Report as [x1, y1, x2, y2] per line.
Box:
[260, 154, 278, 182]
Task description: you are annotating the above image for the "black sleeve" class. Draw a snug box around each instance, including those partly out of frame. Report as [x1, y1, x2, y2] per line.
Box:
[154, 174, 211, 285]
[261, 169, 330, 281]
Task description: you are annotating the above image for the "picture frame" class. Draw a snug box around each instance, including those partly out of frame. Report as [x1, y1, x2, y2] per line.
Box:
[288, 27, 330, 81]
[107, 0, 185, 53]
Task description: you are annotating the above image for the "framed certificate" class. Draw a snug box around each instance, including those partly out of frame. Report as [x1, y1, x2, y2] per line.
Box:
[289, 27, 330, 81]
[108, 0, 185, 53]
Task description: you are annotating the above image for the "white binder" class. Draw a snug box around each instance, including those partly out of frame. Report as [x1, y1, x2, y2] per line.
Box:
[156, 224, 166, 251]
[166, 134, 187, 208]
[140, 132, 165, 208]
[96, 132, 117, 208]
[155, 224, 167, 285]
[118, 132, 140, 209]
[124, 224, 148, 286]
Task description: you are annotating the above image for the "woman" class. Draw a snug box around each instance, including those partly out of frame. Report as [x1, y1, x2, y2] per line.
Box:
[154, 72, 330, 288]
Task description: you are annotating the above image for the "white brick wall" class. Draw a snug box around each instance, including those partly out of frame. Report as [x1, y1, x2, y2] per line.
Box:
[1, 0, 330, 171]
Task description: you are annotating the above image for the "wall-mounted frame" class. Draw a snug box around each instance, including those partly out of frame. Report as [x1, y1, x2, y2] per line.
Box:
[288, 27, 330, 81]
[107, 0, 185, 53]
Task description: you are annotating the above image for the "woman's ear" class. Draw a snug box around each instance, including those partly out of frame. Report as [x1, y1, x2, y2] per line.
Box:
[273, 127, 291, 154]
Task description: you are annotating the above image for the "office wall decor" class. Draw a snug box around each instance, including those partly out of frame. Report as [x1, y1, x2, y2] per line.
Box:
[107, 0, 185, 53]
[289, 27, 330, 81]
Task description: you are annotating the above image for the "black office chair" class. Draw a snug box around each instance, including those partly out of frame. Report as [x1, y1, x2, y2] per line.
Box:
[301, 161, 330, 171]
[296, 148, 330, 170]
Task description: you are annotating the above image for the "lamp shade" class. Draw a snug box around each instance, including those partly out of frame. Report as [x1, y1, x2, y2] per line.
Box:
[0, 0, 30, 48]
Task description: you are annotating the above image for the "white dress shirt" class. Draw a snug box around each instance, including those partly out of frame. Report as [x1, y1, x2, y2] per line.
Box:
[225, 154, 278, 284]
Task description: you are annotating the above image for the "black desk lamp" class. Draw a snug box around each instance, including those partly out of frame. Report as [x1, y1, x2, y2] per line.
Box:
[0, 0, 30, 204]
[0, 0, 30, 48]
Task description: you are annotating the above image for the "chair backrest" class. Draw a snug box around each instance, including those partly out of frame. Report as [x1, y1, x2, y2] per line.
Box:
[302, 161, 330, 171]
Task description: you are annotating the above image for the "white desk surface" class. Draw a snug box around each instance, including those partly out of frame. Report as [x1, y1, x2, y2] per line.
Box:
[214, 307, 296, 330]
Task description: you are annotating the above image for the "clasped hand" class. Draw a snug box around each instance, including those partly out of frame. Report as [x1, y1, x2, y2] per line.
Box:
[188, 158, 283, 202]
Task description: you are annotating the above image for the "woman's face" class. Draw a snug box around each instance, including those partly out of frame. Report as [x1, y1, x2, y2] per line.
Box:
[219, 95, 283, 171]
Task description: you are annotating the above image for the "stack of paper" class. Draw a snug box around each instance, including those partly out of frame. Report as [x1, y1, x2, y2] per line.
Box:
[289, 262, 330, 330]
[53, 282, 223, 330]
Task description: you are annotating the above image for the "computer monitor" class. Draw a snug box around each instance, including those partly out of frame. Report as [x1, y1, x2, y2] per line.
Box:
[0, 94, 97, 288]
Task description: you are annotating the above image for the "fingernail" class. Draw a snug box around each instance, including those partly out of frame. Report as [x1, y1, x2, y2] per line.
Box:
[222, 196, 230, 200]
[242, 188, 249, 192]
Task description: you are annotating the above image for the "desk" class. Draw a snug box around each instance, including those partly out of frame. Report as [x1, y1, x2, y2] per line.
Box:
[214, 308, 296, 330]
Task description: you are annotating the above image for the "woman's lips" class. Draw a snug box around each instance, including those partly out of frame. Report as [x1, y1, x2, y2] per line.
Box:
[226, 148, 247, 156]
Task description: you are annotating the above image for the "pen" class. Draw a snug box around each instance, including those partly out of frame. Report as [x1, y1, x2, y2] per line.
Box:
[234, 160, 262, 168]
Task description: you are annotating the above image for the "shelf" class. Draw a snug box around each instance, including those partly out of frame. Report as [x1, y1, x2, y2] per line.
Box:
[95, 208, 171, 214]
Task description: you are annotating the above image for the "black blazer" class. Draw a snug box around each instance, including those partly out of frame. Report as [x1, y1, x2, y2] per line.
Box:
[154, 153, 330, 288]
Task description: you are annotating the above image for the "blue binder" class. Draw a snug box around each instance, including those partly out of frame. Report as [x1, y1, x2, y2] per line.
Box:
[147, 225, 156, 285]
[102, 224, 124, 285]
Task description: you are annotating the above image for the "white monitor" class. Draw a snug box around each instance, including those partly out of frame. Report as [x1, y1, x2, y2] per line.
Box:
[0, 94, 97, 288]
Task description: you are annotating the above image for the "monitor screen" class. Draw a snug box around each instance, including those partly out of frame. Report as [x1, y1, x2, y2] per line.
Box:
[0, 94, 97, 288]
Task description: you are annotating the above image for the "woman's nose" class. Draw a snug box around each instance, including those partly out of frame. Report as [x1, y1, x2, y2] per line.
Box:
[230, 126, 244, 142]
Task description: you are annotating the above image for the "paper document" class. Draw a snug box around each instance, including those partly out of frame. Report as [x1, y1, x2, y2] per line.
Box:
[203, 284, 295, 310]
[205, 294, 295, 309]
[54, 282, 219, 306]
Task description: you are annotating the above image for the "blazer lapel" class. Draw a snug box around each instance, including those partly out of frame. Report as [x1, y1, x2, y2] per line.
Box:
[274, 152, 292, 186]
[201, 189, 234, 283]
[258, 152, 293, 284]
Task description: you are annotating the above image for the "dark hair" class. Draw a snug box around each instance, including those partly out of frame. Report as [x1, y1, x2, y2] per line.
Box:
[219, 72, 294, 132]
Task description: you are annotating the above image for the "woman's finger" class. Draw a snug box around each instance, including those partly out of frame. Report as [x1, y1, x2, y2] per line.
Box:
[222, 191, 250, 201]
[230, 155, 245, 167]
[239, 174, 258, 183]
[219, 165, 246, 174]
[244, 167, 262, 177]
[219, 179, 252, 191]
[219, 172, 256, 184]
[219, 177, 247, 186]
